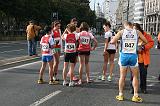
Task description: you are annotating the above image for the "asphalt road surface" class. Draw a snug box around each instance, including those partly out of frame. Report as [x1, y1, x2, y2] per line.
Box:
[0, 38, 160, 106]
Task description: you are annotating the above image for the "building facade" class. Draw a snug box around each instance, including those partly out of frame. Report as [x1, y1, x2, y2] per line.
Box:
[96, 3, 104, 18]
[134, 0, 145, 25]
[116, 0, 145, 28]
[144, 0, 160, 34]
[103, 0, 110, 20]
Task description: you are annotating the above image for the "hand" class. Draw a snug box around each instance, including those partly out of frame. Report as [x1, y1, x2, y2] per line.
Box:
[91, 47, 95, 51]
[103, 51, 108, 56]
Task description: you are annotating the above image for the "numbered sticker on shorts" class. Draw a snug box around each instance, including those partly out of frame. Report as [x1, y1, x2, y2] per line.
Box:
[66, 43, 75, 50]
[80, 36, 90, 44]
[42, 43, 49, 51]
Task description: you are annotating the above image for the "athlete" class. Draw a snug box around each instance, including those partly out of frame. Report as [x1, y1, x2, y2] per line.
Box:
[67, 18, 80, 81]
[37, 26, 58, 85]
[100, 21, 116, 81]
[51, 20, 62, 81]
[77, 22, 98, 85]
[61, 24, 79, 87]
[110, 22, 148, 102]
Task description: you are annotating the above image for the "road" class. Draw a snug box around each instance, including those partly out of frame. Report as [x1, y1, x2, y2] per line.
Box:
[0, 38, 160, 106]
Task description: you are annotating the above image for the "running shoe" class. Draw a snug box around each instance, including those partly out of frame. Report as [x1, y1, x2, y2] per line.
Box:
[107, 75, 112, 82]
[87, 79, 94, 83]
[63, 81, 69, 86]
[69, 81, 75, 87]
[73, 76, 79, 81]
[131, 96, 143, 103]
[49, 80, 59, 85]
[116, 95, 124, 101]
[101, 75, 106, 81]
[53, 76, 59, 81]
[78, 80, 82, 85]
[37, 79, 44, 84]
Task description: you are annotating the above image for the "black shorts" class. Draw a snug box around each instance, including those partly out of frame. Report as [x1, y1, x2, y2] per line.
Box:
[64, 52, 77, 63]
[106, 49, 116, 54]
[78, 51, 90, 56]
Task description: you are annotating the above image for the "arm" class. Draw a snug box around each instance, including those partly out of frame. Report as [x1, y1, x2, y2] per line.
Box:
[103, 38, 109, 52]
[110, 30, 122, 44]
[61, 29, 69, 40]
[144, 34, 154, 50]
[138, 31, 148, 45]
[91, 38, 98, 50]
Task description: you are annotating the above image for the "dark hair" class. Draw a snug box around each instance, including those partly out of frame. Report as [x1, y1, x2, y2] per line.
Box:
[133, 23, 144, 34]
[67, 24, 76, 33]
[44, 26, 51, 34]
[51, 20, 60, 28]
[29, 20, 34, 24]
[70, 18, 77, 23]
[103, 21, 111, 28]
[79, 22, 89, 32]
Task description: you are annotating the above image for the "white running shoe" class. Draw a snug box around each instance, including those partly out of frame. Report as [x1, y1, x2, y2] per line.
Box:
[69, 81, 75, 87]
[63, 81, 69, 86]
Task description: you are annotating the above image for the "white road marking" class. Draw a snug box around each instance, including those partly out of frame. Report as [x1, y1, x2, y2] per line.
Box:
[29, 90, 62, 106]
[0, 46, 11, 49]
[0, 49, 24, 53]
[0, 61, 41, 72]
[0, 55, 64, 72]
[0, 57, 40, 67]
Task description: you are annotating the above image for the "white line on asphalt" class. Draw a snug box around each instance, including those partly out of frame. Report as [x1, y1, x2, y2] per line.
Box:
[29, 90, 62, 106]
[0, 49, 24, 53]
[0, 61, 41, 72]
[0, 57, 40, 67]
[0, 46, 11, 49]
[0, 55, 64, 72]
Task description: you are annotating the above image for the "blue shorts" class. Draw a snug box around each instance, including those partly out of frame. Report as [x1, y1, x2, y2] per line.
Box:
[42, 55, 53, 62]
[118, 52, 138, 68]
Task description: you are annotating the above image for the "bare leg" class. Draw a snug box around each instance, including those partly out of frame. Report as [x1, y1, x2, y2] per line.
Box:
[39, 62, 47, 80]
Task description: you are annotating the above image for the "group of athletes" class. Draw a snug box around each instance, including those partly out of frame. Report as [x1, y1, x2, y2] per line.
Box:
[37, 17, 156, 103]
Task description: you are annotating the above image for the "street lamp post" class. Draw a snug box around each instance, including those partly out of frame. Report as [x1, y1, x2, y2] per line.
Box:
[126, 0, 130, 21]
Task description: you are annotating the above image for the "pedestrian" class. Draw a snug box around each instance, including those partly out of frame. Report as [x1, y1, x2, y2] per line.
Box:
[51, 20, 62, 81]
[67, 18, 80, 81]
[77, 22, 98, 85]
[157, 32, 160, 49]
[26, 20, 41, 56]
[130, 23, 154, 94]
[158, 32, 160, 80]
[61, 24, 79, 87]
[110, 21, 148, 102]
[100, 21, 116, 81]
[37, 26, 59, 85]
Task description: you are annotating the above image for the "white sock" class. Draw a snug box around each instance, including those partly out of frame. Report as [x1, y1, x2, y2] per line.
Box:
[119, 92, 123, 96]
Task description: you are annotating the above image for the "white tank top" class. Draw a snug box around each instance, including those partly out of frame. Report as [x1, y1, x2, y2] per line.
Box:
[104, 31, 116, 50]
[121, 29, 138, 54]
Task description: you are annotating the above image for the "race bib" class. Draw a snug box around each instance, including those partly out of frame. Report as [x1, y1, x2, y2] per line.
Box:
[66, 43, 76, 51]
[122, 40, 136, 53]
[80, 36, 90, 44]
[42, 43, 49, 51]
[54, 38, 60, 45]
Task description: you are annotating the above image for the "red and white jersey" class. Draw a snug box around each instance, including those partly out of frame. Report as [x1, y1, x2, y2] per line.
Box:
[63, 33, 79, 53]
[52, 29, 61, 48]
[78, 31, 94, 51]
[40, 34, 54, 56]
